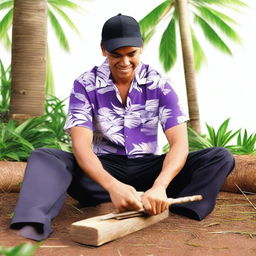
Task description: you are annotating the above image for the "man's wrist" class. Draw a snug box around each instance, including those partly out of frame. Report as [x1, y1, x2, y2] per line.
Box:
[152, 181, 168, 190]
[102, 176, 120, 192]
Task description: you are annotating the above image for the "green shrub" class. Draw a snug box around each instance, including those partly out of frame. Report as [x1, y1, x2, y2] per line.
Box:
[0, 59, 11, 122]
[0, 96, 71, 161]
[233, 129, 256, 155]
[0, 243, 39, 256]
[163, 118, 256, 155]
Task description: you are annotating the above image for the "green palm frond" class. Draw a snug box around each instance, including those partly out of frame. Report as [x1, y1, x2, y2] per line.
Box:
[139, 0, 173, 43]
[159, 17, 177, 72]
[191, 30, 206, 71]
[0, 0, 12, 10]
[46, 47, 55, 96]
[48, 0, 81, 10]
[0, 8, 12, 39]
[196, 0, 247, 8]
[2, 33, 11, 49]
[0, 0, 83, 96]
[193, 5, 238, 25]
[142, 28, 156, 44]
[48, 8, 70, 51]
[195, 6, 241, 42]
[49, 3, 80, 35]
[194, 14, 232, 55]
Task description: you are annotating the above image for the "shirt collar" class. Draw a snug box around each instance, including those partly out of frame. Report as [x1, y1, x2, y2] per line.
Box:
[96, 59, 148, 88]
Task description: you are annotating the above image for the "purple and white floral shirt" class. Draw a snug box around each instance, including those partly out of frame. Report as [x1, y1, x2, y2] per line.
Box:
[64, 60, 188, 157]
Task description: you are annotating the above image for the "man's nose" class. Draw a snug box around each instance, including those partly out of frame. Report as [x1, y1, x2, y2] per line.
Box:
[120, 56, 130, 66]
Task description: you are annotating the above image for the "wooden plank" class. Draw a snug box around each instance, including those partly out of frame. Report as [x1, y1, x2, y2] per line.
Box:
[70, 194, 203, 246]
[70, 210, 169, 246]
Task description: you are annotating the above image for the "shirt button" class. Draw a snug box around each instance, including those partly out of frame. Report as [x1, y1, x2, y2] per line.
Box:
[125, 135, 128, 138]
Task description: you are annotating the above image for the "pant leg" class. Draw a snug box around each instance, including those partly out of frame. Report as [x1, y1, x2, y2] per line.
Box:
[10, 148, 77, 239]
[10, 150, 127, 239]
[168, 147, 235, 220]
[67, 154, 131, 206]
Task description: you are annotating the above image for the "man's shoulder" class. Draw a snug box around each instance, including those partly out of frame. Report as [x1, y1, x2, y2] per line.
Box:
[75, 60, 110, 91]
[138, 63, 171, 88]
[75, 66, 98, 87]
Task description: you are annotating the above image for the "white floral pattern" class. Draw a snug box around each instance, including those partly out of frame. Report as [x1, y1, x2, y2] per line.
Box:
[159, 106, 172, 128]
[129, 142, 157, 155]
[64, 60, 188, 156]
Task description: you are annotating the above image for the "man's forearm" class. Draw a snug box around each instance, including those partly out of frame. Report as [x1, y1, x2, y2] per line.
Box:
[72, 146, 118, 191]
[153, 143, 188, 189]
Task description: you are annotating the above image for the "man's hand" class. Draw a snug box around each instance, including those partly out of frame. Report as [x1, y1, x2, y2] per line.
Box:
[142, 186, 169, 215]
[108, 181, 143, 212]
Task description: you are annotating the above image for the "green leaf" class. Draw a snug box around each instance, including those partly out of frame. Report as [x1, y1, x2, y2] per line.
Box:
[48, 0, 82, 10]
[216, 118, 230, 145]
[194, 5, 238, 25]
[159, 17, 177, 72]
[1, 242, 40, 256]
[141, 28, 156, 45]
[14, 116, 46, 135]
[0, 9, 13, 39]
[196, 6, 241, 42]
[0, 1, 13, 11]
[191, 29, 206, 71]
[8, 130, 34, 150]
[194, 14, 232, 55]
[48, 9, 70, 51]
[49, 3, 80, 35]
[5, 152, 21, 161]
[45, 47, 55, 96]
[195, 0, 248, 8]
[187, 126, 212, 151]
[206, 123, 216, 145]
[1, 32, 11, 49]
[139, 0, 173, 42]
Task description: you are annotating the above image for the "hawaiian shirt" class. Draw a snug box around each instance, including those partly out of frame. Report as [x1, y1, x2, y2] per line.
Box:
[64, 60, 188, 157]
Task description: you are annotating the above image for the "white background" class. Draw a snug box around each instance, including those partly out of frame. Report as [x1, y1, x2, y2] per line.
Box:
[1, 0, 256, 146]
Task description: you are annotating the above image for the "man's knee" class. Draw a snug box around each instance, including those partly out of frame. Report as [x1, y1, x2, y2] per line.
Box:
[211, 147, 235, 174]
[30, 147, 54, 156]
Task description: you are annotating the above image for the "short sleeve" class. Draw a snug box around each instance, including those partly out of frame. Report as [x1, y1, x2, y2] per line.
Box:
[64, 80, 93, 132]
[159, 79, 188, 131]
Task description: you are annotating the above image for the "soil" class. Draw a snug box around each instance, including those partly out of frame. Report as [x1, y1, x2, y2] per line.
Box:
[0, 192, 256, 256]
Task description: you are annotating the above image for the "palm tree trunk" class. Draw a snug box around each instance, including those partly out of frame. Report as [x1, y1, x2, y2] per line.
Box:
[9, 0, 47, 122]
[176, 0, 201, 133]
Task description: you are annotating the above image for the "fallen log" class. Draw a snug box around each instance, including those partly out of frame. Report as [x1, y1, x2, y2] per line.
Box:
[0, 154, 255, 193]
[221, 155, 256, 193]
[0, 161, 27, 192]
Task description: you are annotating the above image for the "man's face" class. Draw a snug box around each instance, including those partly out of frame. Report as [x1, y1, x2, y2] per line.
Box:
[101, 46, 143, 83]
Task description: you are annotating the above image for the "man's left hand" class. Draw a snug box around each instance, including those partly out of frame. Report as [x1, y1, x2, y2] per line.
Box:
[142, 186, 169, 215]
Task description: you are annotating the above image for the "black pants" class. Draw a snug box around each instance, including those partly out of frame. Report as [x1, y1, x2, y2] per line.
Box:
[10, 147, 235, 239]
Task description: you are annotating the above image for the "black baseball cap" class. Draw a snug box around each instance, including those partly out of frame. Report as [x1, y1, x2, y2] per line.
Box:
[101, 14, 143, 52]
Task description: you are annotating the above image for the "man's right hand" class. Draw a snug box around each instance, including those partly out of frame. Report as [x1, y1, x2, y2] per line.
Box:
[108, 181, 143, 212]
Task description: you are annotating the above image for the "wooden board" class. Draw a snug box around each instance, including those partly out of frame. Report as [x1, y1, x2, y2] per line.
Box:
[70, 210, 169, 246]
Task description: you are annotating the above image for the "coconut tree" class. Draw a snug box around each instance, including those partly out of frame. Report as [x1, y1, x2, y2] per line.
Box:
[140, 0, 247, 132]
[9, 0, 47, 120]
[0, 0, 83, 96]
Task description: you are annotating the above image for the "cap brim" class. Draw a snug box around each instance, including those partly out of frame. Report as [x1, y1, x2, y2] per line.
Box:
[102, 37, 143, 52]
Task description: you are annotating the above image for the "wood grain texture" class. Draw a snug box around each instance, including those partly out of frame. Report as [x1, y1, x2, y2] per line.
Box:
[70, 210, 169, 246]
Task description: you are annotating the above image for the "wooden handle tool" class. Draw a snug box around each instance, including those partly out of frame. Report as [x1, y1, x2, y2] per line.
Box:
[100, 194, 203, 220]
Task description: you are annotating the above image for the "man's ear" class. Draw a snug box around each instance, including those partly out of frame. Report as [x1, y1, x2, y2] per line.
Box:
[101, 44, 107, 57]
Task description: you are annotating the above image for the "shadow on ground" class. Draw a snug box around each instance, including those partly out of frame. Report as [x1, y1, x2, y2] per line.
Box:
[0, 192, 255, 256]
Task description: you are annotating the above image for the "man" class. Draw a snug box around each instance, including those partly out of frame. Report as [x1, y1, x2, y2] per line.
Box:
[10, 14, 235, 241]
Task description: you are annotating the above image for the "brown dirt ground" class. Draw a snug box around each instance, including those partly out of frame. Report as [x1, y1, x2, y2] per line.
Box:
[0, 192, 256, 256]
